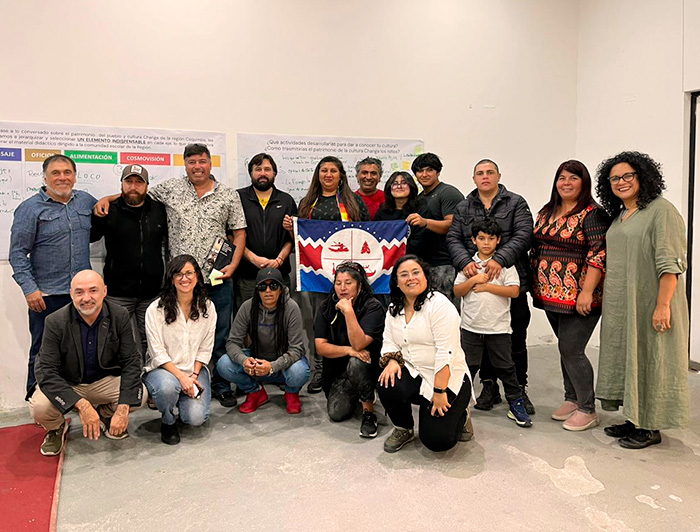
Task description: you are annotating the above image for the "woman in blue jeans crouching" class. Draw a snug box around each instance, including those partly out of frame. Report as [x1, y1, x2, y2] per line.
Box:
[143, 254, 216, 445]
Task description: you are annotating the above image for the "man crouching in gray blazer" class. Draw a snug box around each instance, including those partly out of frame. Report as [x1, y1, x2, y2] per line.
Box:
[29, 269, 146, 456]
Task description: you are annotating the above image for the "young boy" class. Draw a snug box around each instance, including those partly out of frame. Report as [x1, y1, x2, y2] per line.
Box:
[454, 218, 532, 428]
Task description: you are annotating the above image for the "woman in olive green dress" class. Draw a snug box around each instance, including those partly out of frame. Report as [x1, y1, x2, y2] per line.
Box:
[595, 151, 689, 449]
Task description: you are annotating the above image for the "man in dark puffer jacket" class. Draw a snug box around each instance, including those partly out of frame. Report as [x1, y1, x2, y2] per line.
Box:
[446, 159, 535, 414]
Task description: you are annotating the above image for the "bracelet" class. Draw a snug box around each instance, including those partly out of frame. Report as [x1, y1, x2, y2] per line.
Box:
[192, 372, 199, 377]
[379, 351, 404, 368]
[433, 386, 447, 394]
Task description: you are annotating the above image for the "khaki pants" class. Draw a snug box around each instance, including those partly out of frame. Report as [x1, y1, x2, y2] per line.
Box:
[29, 376, 147, 431]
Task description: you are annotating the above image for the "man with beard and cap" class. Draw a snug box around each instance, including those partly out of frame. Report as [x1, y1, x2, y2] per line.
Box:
[90, 164, 168, 360]
[235, 153, 298, 311]
[95, 144, 247, 408]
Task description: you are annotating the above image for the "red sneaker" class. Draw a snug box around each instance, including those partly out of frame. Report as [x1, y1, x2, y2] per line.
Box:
[239, 387, 269, 414]
[284, 392, 302, 414]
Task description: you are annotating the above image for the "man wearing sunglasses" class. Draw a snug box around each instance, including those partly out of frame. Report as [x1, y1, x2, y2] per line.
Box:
[218, 268, 309, 414]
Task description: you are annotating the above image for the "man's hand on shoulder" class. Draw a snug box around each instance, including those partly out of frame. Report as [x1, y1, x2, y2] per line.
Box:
[484, 259, 503, 281]
[93, 194, 119, 217]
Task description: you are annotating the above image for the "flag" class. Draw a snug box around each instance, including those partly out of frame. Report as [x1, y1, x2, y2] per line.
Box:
[294, 218, 409, 294]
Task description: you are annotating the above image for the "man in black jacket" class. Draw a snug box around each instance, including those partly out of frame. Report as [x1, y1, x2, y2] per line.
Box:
[446, 159, 535, 413]
[29, 270, 145, 456]
[91, 164, 167, 359]
[235, 153, 298, 311]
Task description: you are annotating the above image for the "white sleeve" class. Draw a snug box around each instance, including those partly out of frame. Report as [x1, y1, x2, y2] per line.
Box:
[144, 301, 173, 369]
[380, 312, 401, 355]
[428, 294, 462, 373]
[195, 301, 217, 364]
[454, 271, 468, 285]
[501, 265, 520, 287]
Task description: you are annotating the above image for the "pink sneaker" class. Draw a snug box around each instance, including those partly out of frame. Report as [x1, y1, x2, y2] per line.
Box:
[284, 392, 302, 414]
[551, 401, 578, 421]
[239, 386, 269, 414]
[563, 410, 599, 431]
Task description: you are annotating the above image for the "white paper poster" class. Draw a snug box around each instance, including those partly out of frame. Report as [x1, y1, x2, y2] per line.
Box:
[0, 121, 227, 260]
[237, 133, 424, 203]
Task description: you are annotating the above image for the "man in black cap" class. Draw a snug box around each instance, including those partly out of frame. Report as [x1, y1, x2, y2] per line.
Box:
[91, 164, 168, 359]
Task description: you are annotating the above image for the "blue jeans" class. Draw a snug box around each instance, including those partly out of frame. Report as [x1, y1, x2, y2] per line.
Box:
[143, 367, 211, 426]
[206, 279, 234, 396]
[27, 294, 72, 399]
[216, 351, 310, 394]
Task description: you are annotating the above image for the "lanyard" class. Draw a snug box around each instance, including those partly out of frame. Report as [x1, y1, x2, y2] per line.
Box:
[309, 191, 350, 221]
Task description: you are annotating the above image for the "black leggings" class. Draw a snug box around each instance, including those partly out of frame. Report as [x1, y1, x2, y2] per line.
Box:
[378, 371, 471, 452]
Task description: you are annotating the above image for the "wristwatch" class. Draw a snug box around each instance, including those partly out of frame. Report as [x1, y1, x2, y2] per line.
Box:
[433, 386, 447, 394]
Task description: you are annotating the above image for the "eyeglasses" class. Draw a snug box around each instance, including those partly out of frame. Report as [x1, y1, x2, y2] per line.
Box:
[173, 271, 196, 280]
[256, 281, 281, 292]
[609, 172, 637, 185]
[391, 181, 408, 188]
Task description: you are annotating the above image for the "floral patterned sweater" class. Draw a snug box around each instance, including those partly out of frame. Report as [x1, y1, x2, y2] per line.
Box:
[531, 203, 610, 314]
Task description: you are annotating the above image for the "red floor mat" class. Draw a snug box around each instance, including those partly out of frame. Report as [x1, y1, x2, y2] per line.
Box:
[0, 422, 67, 531]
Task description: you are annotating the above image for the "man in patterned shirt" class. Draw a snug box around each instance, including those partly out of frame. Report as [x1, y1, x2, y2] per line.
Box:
[95, 144, 246, 407]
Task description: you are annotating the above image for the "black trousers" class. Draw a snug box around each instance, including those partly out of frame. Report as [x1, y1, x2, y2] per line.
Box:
[478, 291, 530, 385]
[461, 329, 522, 402]
[378, 371, 471, 452]
[326, 357, 376, 422]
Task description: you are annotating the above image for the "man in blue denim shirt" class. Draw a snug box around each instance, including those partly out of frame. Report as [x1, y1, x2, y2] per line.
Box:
[9, 154, 97, 398]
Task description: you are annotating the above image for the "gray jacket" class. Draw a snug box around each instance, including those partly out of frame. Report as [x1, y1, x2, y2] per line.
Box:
[225, 290, 306, 373]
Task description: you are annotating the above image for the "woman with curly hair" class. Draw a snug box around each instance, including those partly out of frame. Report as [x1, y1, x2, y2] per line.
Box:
[143, 254, 217, 445]
[282, 156, 370, 394]
[378, 255, 473, 453]
[531, 160, 610, 431]
[595, 151, 689, 449]
[314, 261, 385, 438]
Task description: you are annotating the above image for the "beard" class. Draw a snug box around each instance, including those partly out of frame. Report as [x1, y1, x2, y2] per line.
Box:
[123, 191, 147, 206]
[252, 177, 274, 192]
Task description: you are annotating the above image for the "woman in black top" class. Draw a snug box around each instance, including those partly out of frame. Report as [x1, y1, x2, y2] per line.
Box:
[375, 171, 419, 221]
[282, 156, 370, 394]
[314, 261, 385, 439]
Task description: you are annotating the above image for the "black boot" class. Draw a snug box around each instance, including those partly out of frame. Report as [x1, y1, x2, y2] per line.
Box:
[474, 380, 502, 411]
[161, 421, 180, 445]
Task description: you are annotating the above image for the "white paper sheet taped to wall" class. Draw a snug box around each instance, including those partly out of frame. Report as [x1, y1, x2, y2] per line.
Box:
[236, 133, 424, 203]
[0, 121, 226, 260]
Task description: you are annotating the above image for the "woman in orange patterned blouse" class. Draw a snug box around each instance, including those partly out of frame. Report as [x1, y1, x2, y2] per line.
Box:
[531, 160, 610, 431]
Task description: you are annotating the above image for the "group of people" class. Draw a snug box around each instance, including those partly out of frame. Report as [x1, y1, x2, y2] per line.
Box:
[10, 143, 689, 456]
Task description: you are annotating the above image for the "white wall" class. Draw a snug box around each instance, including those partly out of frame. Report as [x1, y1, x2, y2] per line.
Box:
[577, 0, 700, 362]
[576, 0, 686, 211]
[683, 0, 700, 92]
[0, 0, 594, 410]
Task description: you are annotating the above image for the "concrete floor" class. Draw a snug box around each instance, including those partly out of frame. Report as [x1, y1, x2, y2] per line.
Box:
[2, 345, 700, 532]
